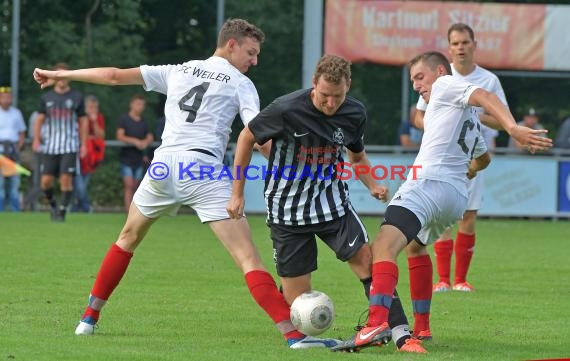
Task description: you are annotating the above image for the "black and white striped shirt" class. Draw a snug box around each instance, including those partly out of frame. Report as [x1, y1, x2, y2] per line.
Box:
[248, 89, 366, 226]
[39, 89, 85, 155]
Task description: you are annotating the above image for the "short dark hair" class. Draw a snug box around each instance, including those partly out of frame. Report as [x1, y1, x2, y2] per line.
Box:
[314, 54, 351, 85]
[447, 23, 475, 42]
[130, 93, 145, 103]
[217, 18, 265, 48]
[409, 51, 452, 75]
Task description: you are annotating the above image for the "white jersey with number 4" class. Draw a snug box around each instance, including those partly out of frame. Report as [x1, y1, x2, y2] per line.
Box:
[140, 56, 260, 158]
[411, 75, 487, 196]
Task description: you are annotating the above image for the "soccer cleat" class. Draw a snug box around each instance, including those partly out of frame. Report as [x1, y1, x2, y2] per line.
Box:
[398, 337, 428, 353]
[50, 208, 66, 222]
[453, 282, 474, 292]
[330, 322, 391, 352]
[288, 335, 341, 349]
[413, 329, 432, 341]
[433, 281, 451, 293]
[75, 321, 95, 335]
[50, 207, 60, 222]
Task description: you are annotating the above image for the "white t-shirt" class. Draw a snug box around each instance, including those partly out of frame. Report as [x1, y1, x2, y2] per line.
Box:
[140, 56, 260, 158]
[417, 64, 507, 148]
[411, 75, 486, 195]
[0, 106, 26, 142]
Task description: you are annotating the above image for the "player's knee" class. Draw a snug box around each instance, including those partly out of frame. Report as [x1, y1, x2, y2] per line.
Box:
[347, 244, 372, 267]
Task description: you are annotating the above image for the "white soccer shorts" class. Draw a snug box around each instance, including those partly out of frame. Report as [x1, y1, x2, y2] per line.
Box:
[389, 179, 468, 245]
[466, 171, 485, 211]
[133, 151, 233, 222]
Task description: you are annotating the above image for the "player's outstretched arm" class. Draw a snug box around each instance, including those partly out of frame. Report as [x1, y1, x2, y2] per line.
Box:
[33, 67, 144, 89]
[469, 89, 552, 153]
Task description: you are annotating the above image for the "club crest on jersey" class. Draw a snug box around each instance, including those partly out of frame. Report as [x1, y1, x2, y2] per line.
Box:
[333, 128, 344, 144]
[65, 99, 74, 109]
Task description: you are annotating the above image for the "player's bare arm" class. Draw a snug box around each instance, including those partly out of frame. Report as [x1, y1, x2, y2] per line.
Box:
[254, 140, 272, 159]
[227, 126, 257, 219]
[32, 112, 45, 152]
[347, 149, 389, 202]
[478, 113, 503, 130]
[467, 151, 491, 179]
[468, 89, 552, 152]
[413, 108, 425, 130]
[33, 67, 144, 89]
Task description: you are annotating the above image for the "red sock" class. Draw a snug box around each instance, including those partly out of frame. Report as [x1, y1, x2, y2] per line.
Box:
[81, 243, 133, 323]
[245, 270, 303, 340]
[434, 239, 453, 284]
[368, 261, 398, 327]
[454, 232, 475, 284]
[91, 243, 133, 300]
[408, 254, 432, 333]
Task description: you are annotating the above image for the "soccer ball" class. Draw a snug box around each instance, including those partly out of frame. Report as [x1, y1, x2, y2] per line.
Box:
[290, 290, 335, 336]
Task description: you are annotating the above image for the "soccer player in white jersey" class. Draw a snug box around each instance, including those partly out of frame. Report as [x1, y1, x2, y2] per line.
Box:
[331, 51, 551, 353]
[33, 19, 339, 349]
[416, 23, 509, 293]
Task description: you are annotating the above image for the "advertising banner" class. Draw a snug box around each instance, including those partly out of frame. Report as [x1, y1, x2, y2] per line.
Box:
[325, 0, 570, 71]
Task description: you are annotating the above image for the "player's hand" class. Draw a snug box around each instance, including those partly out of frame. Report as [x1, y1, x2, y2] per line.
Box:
[466, 168, 477, 180]
[33, 68, 57, 89]
[227, 195, 245, 219]
[371, 185, 389, 203]
[510, 126, 552, 153]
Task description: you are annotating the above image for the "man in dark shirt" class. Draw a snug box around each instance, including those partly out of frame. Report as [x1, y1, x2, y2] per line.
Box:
[228, 54, 425, 353]
[32, 62, 88, 222]
[116, 94, 153, 212]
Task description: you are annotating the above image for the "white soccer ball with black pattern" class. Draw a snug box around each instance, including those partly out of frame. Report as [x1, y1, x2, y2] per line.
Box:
[290, 290, 335, 336]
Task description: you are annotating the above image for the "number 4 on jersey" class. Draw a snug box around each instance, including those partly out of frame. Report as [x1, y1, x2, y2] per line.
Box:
[178, 82, 210, 123]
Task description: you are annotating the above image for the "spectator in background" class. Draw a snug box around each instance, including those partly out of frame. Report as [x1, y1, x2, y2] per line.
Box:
[0, 86, 26, 212]
[116, 94, 153, 212]
[554, 116, 570, 149]
[22, 110, 42, 211]
[397, 106, 422, 148]
[72, 95, 105, 213]
[508, 108, 545, 152]
[33, 62, 88, 222]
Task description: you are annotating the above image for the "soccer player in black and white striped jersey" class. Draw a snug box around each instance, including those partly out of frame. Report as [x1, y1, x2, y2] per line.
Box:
[228, 55, 424, 353]
[32, 62, 88, 222]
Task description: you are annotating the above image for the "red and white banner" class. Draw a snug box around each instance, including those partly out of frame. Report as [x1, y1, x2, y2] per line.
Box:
[325, 0, 570, 71]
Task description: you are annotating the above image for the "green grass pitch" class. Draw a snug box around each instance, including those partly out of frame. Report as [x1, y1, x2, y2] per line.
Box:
[1, 213, 568, 360]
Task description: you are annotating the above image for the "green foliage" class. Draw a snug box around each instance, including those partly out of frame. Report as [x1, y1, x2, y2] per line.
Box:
[1, 215, 569, 360]
[17, 0, 154, 139]
[6, 0, 570, 183]
[88, 148, 123, 207]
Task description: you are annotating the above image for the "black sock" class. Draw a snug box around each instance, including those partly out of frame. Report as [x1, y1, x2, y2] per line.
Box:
[360, 277, 372, 299]
[44, 188, 57, 209]
[388, 288, 410, 329]
[61, 191, 73, 209]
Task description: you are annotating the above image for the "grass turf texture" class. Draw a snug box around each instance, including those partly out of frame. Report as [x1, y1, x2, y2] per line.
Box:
[1, 213, 568, 361]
